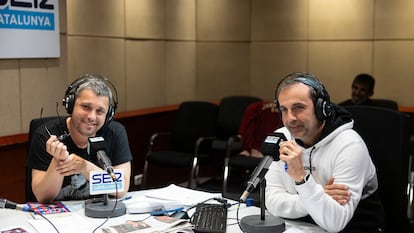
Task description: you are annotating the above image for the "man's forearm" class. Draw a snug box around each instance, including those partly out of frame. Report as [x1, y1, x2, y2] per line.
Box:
[32, 159, 65, 203]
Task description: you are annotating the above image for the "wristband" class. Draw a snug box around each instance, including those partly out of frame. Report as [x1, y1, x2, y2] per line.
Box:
[295, 174, 310, 185]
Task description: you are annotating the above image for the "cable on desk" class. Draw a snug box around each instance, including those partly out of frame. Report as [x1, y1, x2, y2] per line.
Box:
[0, 198, 60, 232]
[92, 181, 119, 233]
[187, 197, 230, 219]
[236, 202, 248, 233]
[36, 211, 60, 233]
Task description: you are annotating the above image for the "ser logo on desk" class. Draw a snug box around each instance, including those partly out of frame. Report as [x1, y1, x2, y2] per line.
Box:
[89, 169, 125, 195]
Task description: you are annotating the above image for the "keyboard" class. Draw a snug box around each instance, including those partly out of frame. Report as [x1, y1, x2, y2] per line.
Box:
[191, 203, 227, 233]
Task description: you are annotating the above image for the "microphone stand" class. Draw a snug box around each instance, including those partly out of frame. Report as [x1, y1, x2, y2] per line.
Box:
[85, 193, 126, 218]
[85, 137, 126, 218]
[240, 179, 285, 233]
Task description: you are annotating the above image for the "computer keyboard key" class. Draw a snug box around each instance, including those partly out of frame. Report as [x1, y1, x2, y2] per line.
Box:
[191, 203, 227, 233]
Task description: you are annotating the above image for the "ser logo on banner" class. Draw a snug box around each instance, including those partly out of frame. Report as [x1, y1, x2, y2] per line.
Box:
[0, 0, 60, 58]
[90, 169, 125, 195]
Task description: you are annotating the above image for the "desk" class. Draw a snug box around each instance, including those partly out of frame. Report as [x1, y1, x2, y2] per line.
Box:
[0, 188, 326, 233]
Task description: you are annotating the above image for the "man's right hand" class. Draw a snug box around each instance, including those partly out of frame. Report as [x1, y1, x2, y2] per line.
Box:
[46, 135, 69, 161]
[324, 178, 351, 205]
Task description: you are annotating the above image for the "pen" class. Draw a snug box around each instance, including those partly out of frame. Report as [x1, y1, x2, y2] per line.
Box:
[118, 196, 132, 202]
[150, 207, 184, 216]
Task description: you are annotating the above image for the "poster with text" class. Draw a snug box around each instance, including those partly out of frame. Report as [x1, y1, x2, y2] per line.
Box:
[0, 0, 60, 59]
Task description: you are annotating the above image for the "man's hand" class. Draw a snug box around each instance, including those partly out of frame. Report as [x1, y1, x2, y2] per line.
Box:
[46, 135, 69, 161]
[55, 154, 87, 177]
[324, 178, 351, 205]
[279, 140, 306, 182]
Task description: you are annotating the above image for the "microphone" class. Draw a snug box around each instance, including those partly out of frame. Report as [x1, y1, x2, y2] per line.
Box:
[239, 132, 287, 202]
[239, 156, 273, 202]
[0, 198, 33, 212]
[97, 151, 116, 181]
[261, 132, 287, 161]
[88, 136, 116, 181]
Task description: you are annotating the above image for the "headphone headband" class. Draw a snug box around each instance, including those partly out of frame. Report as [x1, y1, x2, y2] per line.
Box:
[274, 72, 332, 120]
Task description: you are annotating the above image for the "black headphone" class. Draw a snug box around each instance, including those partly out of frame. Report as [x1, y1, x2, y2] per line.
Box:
[274, 72, 332, 120]
[62, 74, 118, 124]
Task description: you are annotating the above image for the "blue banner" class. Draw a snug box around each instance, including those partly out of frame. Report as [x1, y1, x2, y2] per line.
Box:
[0, 6, 54, 30]
[90, 170, 125, 195]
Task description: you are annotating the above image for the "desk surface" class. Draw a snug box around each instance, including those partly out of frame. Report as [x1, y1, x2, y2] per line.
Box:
[0, 188, 326, 233]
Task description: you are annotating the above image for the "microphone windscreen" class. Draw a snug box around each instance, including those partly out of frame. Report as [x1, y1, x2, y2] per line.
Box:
[87, 136, 106, 155]
[260, 132, 287, 161]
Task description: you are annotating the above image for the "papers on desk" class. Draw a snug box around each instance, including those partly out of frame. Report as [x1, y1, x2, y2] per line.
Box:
[27, 214, 93, 233]
[102, 216, 193, 233]
[125, 196, 181, 214]
[143, 184, 222, 206]
[124, 184, 222, 214]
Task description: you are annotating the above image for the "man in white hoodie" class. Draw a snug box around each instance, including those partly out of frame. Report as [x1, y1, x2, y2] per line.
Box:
[265, 72, 384, 232]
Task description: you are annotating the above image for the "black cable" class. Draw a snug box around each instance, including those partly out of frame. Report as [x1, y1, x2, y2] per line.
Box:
[186, 197, 216, 219]
[35, 210, 60, 233]
[19, 205, 60, 233]
[187, 196, 237, 231]
[91, 178, 119, 233]
[236, 202, 247, 233]
[187, 197, 228, 220]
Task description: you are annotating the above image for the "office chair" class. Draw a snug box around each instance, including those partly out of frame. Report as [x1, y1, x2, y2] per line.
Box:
[211, 96, 262, 157]
[371, 99, 399, 111]
[143, 101, 218, 188]
[344, 105, 412, 233]
[25, 116, 66, 202]
[222, 101, 282, 194]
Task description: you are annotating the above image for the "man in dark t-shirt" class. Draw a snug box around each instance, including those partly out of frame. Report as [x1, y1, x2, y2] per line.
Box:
[26, 74, 132, 203]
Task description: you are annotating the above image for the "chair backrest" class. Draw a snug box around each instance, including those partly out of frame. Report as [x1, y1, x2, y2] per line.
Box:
[215, 96, 262, 140]
[26, 116, 64, 202]
[171, 101, 218, 152]
[344, 106, 411, 233]
[372, 99, 399, 111]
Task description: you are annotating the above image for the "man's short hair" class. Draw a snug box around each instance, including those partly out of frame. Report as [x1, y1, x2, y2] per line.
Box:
[353, 73, 375, 94]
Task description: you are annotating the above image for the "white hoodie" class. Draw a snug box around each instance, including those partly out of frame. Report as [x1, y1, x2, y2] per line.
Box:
[265, 120, 378, 233]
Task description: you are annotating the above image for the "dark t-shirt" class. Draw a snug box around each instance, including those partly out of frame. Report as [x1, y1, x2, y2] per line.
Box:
[26, 117, 133, 200]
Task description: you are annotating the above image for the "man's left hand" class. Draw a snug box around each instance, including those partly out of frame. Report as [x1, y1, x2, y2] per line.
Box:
[55, 154, 86, 176]
[324, 178, 351, 205]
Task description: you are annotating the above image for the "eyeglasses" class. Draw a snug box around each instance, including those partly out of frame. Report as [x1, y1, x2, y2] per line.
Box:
[40, 102, 70, 141]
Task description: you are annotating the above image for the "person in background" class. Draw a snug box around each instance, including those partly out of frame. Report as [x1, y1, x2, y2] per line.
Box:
[27, 74, 132, 203]
[265, 72, 384, 232]
[238, 101, 282, 158]
[338, 73, 375, 106]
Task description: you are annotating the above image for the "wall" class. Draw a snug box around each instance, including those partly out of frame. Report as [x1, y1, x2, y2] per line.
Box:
[1, 0, 414, 137]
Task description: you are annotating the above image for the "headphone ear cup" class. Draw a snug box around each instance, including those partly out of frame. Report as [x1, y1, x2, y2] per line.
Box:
[315, 98, 324, 120]
[63, 93, 75, 114]
[274, 100, 283, 120]
[105, 105, 115, 123]
[315, 97, 332, 120]
[323, 100, 333, 119]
